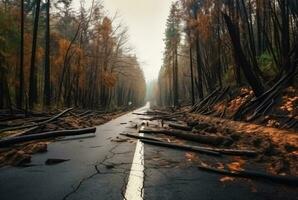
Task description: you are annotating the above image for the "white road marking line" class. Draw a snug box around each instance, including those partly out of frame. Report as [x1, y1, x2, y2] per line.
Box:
[124, 132, 144, 200]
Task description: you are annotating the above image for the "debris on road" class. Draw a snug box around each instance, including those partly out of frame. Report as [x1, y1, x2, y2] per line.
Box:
[120, 133, 163, 142]
[198, 164, 298, 186]
[45, 158, 70, 165]
[0, 127, 96, 147]
[133, 107, 298, 178]
[0, 109, 129, 167]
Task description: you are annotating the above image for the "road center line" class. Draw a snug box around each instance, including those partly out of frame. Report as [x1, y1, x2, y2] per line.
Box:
[124, 131, 144, 200]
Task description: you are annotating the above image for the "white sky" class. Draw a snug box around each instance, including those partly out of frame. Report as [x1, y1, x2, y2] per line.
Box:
[73, 0, 174, 82]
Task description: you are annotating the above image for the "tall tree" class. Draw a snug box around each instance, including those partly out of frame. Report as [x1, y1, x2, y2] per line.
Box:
[18, 0, 24, 108]
[28, 0, 41, 109]
[223, 13, 265, 97]
[44, 0, 51, 106]
[165, 2, 181, 107]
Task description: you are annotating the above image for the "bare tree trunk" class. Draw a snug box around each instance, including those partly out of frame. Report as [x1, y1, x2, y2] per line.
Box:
[189, 43, 195, 105]
[44, 0, 51, 107]
[17, 0, 24, 109]
[195, 36, 204, 100]
[223, 13, 265, 97]
[280, 0, 291, 73]
[29, 0, 41, 109]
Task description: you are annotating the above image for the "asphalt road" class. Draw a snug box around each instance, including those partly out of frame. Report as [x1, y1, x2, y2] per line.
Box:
[0, 104, 297, 200]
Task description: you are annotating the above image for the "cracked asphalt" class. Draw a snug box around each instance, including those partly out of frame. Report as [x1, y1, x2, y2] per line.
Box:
[0, 105, 297, 200]
[0, 106, 147, 200]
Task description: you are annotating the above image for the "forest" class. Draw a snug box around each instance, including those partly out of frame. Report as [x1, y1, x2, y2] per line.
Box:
[156, 0, 297, 129]
[0, 0, 146, 111]
[0, 0, 297, 198]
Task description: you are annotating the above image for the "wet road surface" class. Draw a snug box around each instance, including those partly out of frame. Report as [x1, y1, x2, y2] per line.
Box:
[0, 105, 297, 200]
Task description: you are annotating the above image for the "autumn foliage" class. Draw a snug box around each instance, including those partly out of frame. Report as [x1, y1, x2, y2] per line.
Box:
[0, 0, 146, 110]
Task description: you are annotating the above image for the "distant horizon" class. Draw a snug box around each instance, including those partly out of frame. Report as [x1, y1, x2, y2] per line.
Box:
[72, 0, 174, 82]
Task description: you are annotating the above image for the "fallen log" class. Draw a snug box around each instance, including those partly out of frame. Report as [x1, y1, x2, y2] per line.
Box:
[198, 165, 298, 186]
[202, 147, 258, 157]
[132, 113, 151, 116]
[7, 126, 40, 138]
[141, 137, 256, 156]
[45, 158, 70, 165]
[0, 127, 96, 147]
[0, 108, 73, 133]
[191, 88, 221, 112]
[0, 115, 26, 122]
[197, 87, 230, 114]
[120, 133, 163, 142]
[0, 116, 50, 128]
[168, 123, 193, 131]
[140, 129, 226, 145]
[141, 139, 221, 156]
[140, 117, 178, 122]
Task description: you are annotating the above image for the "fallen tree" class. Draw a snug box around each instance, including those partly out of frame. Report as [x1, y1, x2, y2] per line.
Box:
[0, 127, 96, 147]
[140, 128, 227, 145]
[120, 133, 163, 142]
[0, 116, 50, 128]
[0, 108, 73, 133]
[7, 126, 41, 138]
[168, 123, 193, 131]
[198, 165, 298, 186]
[141, 139, 221, 156]
[141, 138, 257, 156]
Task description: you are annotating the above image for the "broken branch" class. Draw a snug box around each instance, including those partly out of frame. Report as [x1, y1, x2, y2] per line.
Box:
[0, 108, 73, 133]
[0, 127, 96, 147]
[141, 139, 221, 156]
[140, 128, 226, 145]
[198, 165, 298, 186]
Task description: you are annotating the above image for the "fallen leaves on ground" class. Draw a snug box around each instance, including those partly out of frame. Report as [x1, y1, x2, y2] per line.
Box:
[220, 176, 235, 183]
[0, 110, 128, 167]
[227, 158, 245, 172]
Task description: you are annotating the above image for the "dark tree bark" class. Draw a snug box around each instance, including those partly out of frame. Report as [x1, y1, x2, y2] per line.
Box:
[189, 43, 195, 105]
[223, 13, 265, 97]
[44, 0, 51, 106]
[29, 0, 41, 109]
[195, 36, 204, 99]
[280, 0, 291, 73]
[173, 46, 179, 107]
[17, 0, 24, 109]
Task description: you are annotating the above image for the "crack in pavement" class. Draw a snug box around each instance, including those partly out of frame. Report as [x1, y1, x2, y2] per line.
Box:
[62, 143, 135, 200]
[61, 108, 149, 200]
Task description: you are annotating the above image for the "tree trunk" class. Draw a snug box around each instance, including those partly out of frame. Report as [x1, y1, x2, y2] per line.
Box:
[29, 0, 41, 109]
[280, 0, 291, 73]
[18, 0, 24, 109]
[44, 0, 51, 107]
[223, 13, 264, 97]
[195, 36, 204, 100]
[189, 43, 195, 105]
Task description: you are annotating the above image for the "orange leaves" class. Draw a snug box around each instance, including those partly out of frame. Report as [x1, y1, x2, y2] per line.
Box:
[227, 159, 245, 172]
[280, 95, 298, 113]
[185, 152, 198, 162]
[279, 87, 297, 116]
[196, 12, 212, 41]
[220, 176, 235, 183]
[102, 71, 117, 88]
[195, 0, 221, 42]
[101, 17, 113, 40]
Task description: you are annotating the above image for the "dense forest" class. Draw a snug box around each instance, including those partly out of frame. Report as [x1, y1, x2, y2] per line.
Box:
[0, 0, 146, 111]
[155, 0, 297, 127]
[0, 1, 297, 196]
